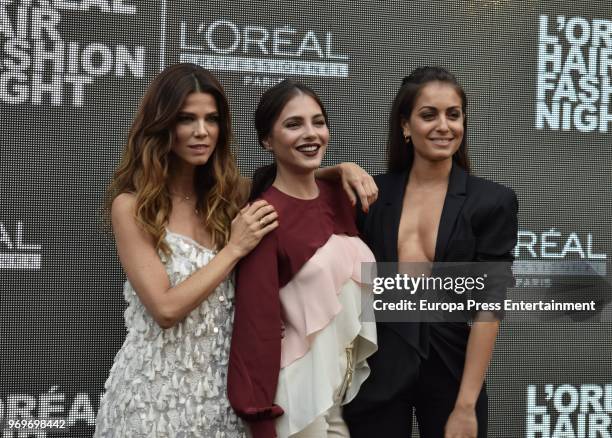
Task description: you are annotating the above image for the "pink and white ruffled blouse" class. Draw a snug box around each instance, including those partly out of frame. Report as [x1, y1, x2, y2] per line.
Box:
[228, 180, 377, 438]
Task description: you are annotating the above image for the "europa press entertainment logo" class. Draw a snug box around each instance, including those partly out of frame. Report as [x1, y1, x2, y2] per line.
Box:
[0, 221, 41, 270]
[160, 1, 350, 85]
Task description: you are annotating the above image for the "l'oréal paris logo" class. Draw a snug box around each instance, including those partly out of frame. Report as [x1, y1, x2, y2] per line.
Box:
[173, 18, 349, 78]
[512, 229, 608, 288]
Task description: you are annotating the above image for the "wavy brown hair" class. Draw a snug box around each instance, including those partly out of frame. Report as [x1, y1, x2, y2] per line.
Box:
[388, 66, 471, 173]
[105, 63, 241, 254]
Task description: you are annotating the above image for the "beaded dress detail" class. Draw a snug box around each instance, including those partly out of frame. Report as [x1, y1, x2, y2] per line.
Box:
[95, 231, 246, 438]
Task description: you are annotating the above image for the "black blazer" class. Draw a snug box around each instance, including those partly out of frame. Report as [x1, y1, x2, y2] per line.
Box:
[357, 162, 518, 380]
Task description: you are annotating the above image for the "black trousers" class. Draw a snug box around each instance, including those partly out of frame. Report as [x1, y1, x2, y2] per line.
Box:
[343, 324, 488, 438]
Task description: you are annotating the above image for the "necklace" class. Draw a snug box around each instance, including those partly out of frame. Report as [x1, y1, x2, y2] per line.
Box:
[170, 191, 199, 215]
[171, 191, 196, 201]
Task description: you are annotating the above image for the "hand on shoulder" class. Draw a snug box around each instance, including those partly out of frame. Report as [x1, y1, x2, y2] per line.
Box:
[226, 200, 279, 258]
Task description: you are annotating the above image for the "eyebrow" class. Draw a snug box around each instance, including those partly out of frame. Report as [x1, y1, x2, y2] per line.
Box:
[178, 110, 219, 116]
[282, 113, 324, 123]
[417, 105, 461, 111]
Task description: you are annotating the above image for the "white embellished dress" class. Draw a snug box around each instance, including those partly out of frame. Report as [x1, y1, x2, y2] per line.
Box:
[94, 230, 247, 438]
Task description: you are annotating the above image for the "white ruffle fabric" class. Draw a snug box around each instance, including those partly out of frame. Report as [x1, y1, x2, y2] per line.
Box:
[274, 235, 378, 438]
[94, 231, 246, 438]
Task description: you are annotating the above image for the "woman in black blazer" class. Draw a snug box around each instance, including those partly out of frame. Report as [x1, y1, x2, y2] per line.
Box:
[343, 67, 518, 438]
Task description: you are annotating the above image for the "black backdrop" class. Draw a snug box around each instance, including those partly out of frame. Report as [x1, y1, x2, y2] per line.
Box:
[1, 1, 611, 437]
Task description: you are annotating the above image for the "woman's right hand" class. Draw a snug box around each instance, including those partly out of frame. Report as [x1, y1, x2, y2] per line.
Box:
[227, 200, 279, 258]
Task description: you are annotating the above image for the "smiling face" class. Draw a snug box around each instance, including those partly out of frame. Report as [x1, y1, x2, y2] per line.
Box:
[263, 92, 329, 174]
[172, 92, 219, 168]
[401, 81, 464, 164]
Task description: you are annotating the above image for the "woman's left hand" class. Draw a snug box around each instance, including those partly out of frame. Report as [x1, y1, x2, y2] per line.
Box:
[444, 405, 478, 438]
[338, 162, 378, 212]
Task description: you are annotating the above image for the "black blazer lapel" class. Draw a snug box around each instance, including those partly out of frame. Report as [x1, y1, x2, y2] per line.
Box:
[434, 163, 468, 262]
[382, 171, 409, 262]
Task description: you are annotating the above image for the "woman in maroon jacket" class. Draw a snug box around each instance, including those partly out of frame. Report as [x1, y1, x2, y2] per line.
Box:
[228, 80, 378, 438]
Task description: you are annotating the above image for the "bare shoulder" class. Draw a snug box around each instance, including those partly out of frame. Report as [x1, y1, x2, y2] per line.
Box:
[110, 193, 157, 250]
[110, 193, 144, 240]
[111, 193, 137, 221]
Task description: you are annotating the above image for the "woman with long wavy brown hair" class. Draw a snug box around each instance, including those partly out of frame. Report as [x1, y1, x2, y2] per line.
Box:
[94, 63, 280, 437]
[95, 63, 377, 437]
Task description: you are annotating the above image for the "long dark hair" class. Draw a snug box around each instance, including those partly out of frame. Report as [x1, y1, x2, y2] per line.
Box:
[105, 63, 241, 253]
[387, 66, 470, 173]
[250, 79, 329, 201]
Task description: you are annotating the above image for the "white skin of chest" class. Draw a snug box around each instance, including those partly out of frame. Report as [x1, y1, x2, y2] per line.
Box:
[397, 181, 447, 263]
[167, 199, 215, 249]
